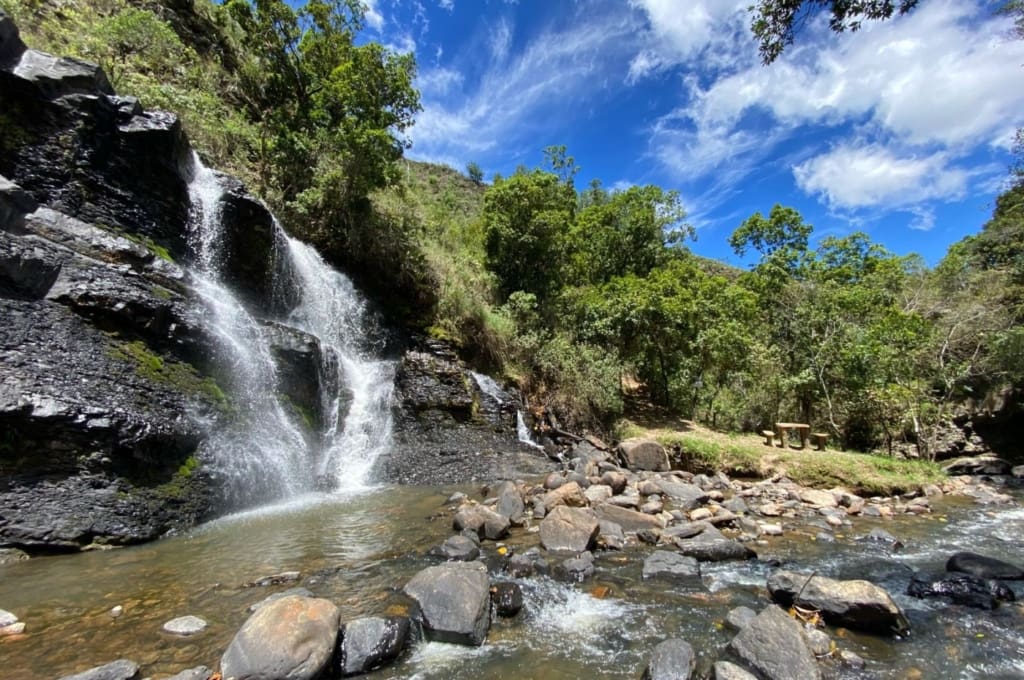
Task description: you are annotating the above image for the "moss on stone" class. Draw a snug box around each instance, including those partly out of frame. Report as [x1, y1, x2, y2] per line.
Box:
[108, 339, 230, 411]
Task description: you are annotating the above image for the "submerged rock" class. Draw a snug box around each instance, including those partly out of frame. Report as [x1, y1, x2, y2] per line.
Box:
[907, 571, 1015, 610]
[162, 615, 207, 636]
[220, 595, 340, 680]
[403, 561, 491, 646]
[336, 616, 410, 677]
[767, 570, 909, 635]
[641, 638, 695, 680]
[642, 551, 701, 584]
[57, 660, 140, 680]
[728, 605, 821, 680]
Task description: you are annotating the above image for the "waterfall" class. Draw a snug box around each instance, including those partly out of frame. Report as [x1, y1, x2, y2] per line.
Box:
[282, 235, 395, 491]
[186, 153, 393, 502]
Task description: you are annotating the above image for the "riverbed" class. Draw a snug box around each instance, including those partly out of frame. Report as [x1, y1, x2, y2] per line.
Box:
[1, 484, 1022, 679]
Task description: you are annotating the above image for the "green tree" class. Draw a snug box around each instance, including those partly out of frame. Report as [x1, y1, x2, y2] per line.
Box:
[569, 183, 690, 285]
[466, 161, 484, 183]
[750, 0, 919, 64]
[482, 168, 575, 302]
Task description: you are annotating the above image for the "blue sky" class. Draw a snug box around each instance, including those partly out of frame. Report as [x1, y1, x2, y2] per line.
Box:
[361, 0, 1024, 266]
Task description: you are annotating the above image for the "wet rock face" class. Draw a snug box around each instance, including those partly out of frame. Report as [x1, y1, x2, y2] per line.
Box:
[377, 339, 553, 485]
[336, 616, 410, 677]
[0, 16, 192, 259]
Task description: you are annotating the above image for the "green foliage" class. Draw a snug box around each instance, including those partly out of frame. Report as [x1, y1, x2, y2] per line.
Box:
[750, 0, 920, 64]
[466, 161, 484, 184]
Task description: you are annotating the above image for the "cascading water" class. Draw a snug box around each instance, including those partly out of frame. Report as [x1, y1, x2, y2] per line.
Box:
[282, 235, 395, 490]
[186, 153, 393, 501]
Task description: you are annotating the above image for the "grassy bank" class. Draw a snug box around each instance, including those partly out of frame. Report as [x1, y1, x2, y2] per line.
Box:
[614, 419, 945, 497]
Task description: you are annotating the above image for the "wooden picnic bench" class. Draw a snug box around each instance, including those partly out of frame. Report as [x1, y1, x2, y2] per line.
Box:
[775, 422, 810, 449]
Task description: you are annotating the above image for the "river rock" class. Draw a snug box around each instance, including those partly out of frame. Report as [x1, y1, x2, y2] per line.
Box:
[506, 548, 549, 578]
[165, 668, 212, 680]
[162, 615, 207, 635]
[593, 503, 665, 532]
[490, 582, 523, 617]
[432, 534, 481, 561]
[728, 605, 821, 680]
[946, 552, 1024, 580]
[542, 480, 587, 509]
[767, 569, 909, 634]
[248, 587, 315, 612]
[726, 606, 757, 630]
[220, 595, 340, 680]
[907, 571, 1015, 609]
[713, 661, 758, 680]
[403, 561, 491, 645]
[584, 484, 613, 504]
[493, 480, 525, 524]
[641, 638, 695, 680]
[0, 609, 16, 627]
[617, 439, 669, 472]
[58, 660, 141, 680]
[601, 470, 628, 494]
[336, 616, 410, 676]
[539, 505, 600, 552]
[673, 526, 755, 562]
[642, 551, 701, 583]
[804, 629, 832, 657]
[654, 480, 708, 511]
[943, 455, 1012, 476]
[598, 520, 625, 550]
[862, 527, 904, 550]
[799, 489, 838, 508]
[554, 551, 595, 582]
[453, 505, 510, 540]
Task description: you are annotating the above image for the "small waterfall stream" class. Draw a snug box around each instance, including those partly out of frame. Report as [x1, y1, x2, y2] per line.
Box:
[186, 154, 393, 502]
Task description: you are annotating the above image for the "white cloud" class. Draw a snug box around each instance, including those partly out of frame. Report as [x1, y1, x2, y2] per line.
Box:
[363, 0, 384, 31]
[439, 0, 454, 11]
[793, 144, 968, 209]
[645, 0, 1024, 215]
[411, 8, 640, 166]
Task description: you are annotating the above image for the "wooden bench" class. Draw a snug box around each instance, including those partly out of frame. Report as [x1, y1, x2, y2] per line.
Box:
[811, 432, 829, 451]
[761, 430, 776, 447]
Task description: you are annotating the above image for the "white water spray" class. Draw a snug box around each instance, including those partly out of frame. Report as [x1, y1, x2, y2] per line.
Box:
[186, 153, 393, 501]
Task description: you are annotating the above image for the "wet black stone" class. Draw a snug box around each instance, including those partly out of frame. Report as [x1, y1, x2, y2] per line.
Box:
[946, 552, 1023, 581]
[907, 571, 1015, 609]
[490, 581, 523, 617]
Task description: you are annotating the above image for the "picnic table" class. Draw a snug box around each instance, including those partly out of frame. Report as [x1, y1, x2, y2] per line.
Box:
[775, 422, 810, 449]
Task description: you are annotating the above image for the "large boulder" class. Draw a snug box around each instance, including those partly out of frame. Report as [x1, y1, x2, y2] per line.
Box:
[453, 504, 510, 540]
[403, 562, 491, 646]
[767, 569, 909, 635]
[946, 552, 1023, 580]
[541, 480, 587, 509]
[908, 571, 1015, 610]
[336, 616, 410, 677]
[539, 505, 600, 552]
[493, 480, 525, 523]
[728, 605, 821, 680]
[641, 638, 695, 680]
[654, 479, 708, 511]
[220, 595, 341, 680]
[617, 439, 669, 471]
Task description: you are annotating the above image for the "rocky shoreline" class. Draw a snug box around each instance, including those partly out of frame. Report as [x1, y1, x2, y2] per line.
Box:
[32, 438, 1022, 680]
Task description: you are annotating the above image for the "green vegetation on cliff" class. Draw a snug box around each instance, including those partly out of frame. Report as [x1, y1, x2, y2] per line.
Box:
[5, 0, 1021, 463]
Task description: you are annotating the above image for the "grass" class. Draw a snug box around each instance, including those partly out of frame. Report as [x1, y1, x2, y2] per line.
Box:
[614, 418, 945, 496]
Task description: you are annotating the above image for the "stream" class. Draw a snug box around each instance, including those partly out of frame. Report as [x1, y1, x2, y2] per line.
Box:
[1, 485, 1021, 678]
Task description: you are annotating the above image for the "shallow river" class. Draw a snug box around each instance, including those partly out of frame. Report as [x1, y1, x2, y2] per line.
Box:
[1, 484, 1022, 679]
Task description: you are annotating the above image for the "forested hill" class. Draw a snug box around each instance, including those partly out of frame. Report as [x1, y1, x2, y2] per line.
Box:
[4, 0, 1021, 459]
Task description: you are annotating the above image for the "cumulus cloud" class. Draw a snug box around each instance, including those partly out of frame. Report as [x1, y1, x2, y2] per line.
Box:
[793, 144, 969, 209]
[644, 0, 1024, 215]
[363, 0, 384, 31]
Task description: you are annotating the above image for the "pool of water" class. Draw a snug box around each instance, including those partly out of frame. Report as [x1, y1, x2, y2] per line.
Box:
[1, 484, 1022, 679]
